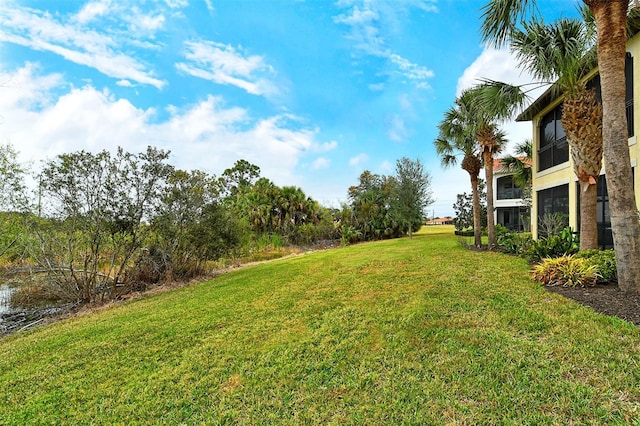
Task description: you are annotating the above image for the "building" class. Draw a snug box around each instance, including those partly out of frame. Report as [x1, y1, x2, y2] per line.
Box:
[425, 216, 454, 225]
[517, 31, 640, 248]
[492, 158, 531, 232]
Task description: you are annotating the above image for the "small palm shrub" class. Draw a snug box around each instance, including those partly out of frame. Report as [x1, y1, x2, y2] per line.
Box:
[531, 255, 600, 287]
[340, 225, 363, 246]
[575, 249, 617, 283]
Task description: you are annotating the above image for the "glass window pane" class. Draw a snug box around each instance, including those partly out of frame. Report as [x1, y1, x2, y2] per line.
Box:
[540, 115, 554, 148]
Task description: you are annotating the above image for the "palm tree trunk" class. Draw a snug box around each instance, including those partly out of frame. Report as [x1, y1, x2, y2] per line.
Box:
[562, 90, 602, 251]
[587, 0, 640, 293]
[579, 181, 599, 250]
[462, 153, 483, 247]
[483, 150, 497, 248]
[471, 174, 482, 247]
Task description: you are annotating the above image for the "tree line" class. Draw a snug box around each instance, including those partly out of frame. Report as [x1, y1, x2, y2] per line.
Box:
[0, 144, 433, 305]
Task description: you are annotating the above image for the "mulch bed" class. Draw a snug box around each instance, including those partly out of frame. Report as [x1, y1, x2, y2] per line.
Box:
[545, 283, 640, 326]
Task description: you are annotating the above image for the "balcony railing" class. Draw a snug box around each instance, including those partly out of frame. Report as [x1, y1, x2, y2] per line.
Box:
[497, 188, 523, 200]
[538, 136, 569, 172]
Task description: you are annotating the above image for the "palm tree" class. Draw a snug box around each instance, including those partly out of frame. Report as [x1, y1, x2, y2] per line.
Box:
[479, 124, 508, 249]
[435, 92, 484, 247]
[481, 0, 640, 292]
[515, 17, 602, 250]
[501, 139, 532, 192]
[492, 17, 602, 249]
[464, 86, 513, 249]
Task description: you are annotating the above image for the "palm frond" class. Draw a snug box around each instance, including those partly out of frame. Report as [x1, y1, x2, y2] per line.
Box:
[472, 80, 531, 120]
[480, 0, 538, 47]
[513, 139, 533, 158]
[511, 17, 596, 95]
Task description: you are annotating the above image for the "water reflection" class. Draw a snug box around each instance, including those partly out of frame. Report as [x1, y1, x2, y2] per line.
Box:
[0, 285, 16, 317]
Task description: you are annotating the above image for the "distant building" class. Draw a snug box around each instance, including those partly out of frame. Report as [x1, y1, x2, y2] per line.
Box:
[492, 158, 531, 232]
[425, 216, 454, 225]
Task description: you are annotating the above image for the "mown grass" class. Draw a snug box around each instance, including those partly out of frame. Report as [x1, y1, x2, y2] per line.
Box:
[1, 225, 640, 424]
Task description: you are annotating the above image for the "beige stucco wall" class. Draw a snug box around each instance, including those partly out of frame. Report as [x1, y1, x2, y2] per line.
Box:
[627, 33, 640, 212]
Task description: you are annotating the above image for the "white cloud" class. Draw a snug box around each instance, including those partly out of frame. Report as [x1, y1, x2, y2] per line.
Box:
[389, 53, 433, 89]
[165, 0, 189, 8]
[456, 47, 543, 96]
[0, 62, 65, 110]
[387, 114, 408, 142]
[132, 11, 166, 32]
[310, 140, 338, 153]
[334, 0, 435, 90]
[311, 157, 331, 170]
[0, 5, 166, 88]
[116, 79, 133, 87]
[334, 3, 384, 56]
[349, 153, 368, 167]
[176, 40, 279, 98]
[74, 0, 111, 24]
[0, 66, 331, 189]
[456, 47, 548, 153]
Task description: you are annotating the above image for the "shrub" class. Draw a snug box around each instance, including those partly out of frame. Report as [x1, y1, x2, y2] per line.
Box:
[575, 249, 617, 283]
[538, 212, 569, 237]
[454, 229, 475, 237]
[531, 255, 599, 287]
[497, 230, 533, 255]
[523, 227, 579, 264]
[10, 283, 62, 307]
[340, 225, 363, 246]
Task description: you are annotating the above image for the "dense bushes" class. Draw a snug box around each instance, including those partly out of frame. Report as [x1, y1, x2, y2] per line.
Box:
[0, 145, 437, 308]
[344, 159, 433, 242]
[496, 225, 532, 255]
[497, 225, 578, 262]
[530, 251, 617, 288]
[496, 225, 616, 288]
[0, 150, 341, 305]
[522, 227, 579, 264]
[576, 249, 617, 283]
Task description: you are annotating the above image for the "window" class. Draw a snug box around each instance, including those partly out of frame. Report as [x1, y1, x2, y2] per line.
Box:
[577, 168, 634, 249]
[584, 53, 633, 138]
[537, 184, 569, 236]
[540, 54, 634, 173]
[538, 105, 569, 171]
[497, 206, 530, 231]
[626, 52, 634, 138]
[497, 175, 523, 200]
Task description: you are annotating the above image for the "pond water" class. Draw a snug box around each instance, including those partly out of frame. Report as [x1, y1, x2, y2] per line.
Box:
[0, 285, 16, 317]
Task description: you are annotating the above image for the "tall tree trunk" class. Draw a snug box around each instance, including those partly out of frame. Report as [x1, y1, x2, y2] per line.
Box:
[562, 89, 603, 250]
[579, 181, 599, 250]
[483, 150, 497, 248]
[471, 174, 482, 247]
[587, 0, 640, 293]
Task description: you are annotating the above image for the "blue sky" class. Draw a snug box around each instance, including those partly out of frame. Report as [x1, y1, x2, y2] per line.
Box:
[0, 0, 578, 216]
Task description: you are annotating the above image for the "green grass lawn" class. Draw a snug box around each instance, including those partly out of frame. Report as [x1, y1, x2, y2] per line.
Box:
[2, 226, 640, 424]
